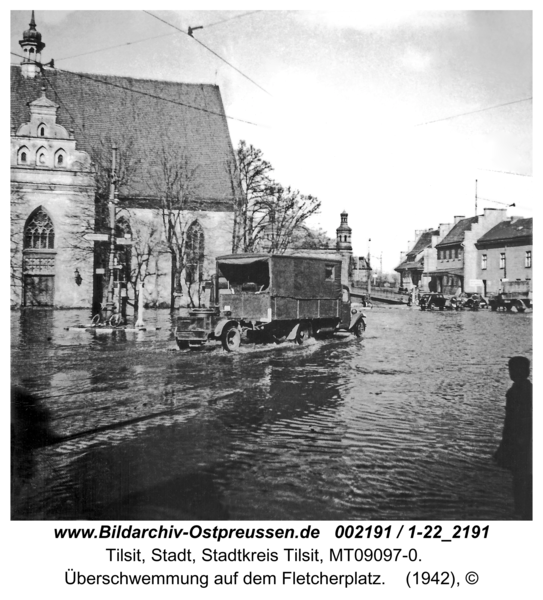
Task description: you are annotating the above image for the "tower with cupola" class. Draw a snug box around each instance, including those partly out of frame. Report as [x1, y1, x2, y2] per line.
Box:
[19, 11, 45, 78]
[336, 210, 353, 252]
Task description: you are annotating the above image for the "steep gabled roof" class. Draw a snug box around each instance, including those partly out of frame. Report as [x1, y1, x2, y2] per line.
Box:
[408, 229, 439, 257]
[476, 217, 532, 245]
[436, 216, 478, 248]
[395, 258, 424, 273]
[11, 66, 237, 210]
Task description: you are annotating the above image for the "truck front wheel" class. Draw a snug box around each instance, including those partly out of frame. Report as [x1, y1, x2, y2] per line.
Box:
[295, 323, 311, 344]
[222, 325, 241, 352]
[353, 319, 366, 337]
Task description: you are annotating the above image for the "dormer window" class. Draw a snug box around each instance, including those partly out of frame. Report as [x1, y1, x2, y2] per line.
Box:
[39, 126, 45, 137]
[55, 149, 66, 167]
[18, 146, 30, 165]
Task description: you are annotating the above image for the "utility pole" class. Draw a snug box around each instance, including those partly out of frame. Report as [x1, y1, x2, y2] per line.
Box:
[367, 238, 371, 296]
[475, 179, 478, 216]
[85, 144, 132, 323]
[105, 145, 118, 319]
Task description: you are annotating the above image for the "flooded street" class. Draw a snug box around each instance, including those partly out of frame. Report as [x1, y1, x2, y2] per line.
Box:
[11, 306, 531, 521]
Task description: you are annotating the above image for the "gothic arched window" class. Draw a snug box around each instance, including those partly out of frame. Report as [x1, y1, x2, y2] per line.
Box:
[18, 146, 29, 165]
[185, 220, 205, 284]
[24, 207, 55, 250]
[36, 146, 47, 166]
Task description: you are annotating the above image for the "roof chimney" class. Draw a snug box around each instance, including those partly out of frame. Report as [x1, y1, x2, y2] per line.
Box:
[453, 215, 465, 225]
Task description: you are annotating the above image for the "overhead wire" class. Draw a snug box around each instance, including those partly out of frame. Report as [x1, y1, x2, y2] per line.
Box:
[415, 97, 532, 127]
[477, 196, 532, 211]
[10, 53, 265, 127]
[203, 10, 260, 29]
[475, 167, 532, 178]
[55, 32, 177, 62]
[142, 10, 272, 97]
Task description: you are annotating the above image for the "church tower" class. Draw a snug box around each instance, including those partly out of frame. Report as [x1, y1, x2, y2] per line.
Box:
[336, 210, 352, 252]
[19, 11, 45, 78]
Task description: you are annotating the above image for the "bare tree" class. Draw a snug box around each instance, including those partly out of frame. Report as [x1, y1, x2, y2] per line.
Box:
[260, 184, 321, 254]
[147, 146, 202, 311]
[290, 224, 334, 249]
[115, 211, 161, 315]
[183, 220, 207, 308]
[10, 190, 26, 293]
[227, 140, 321, 254]
[227, 140, 274, 253]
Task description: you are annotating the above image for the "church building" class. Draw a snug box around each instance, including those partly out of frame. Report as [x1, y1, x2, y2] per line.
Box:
[11, 12, 238, 311]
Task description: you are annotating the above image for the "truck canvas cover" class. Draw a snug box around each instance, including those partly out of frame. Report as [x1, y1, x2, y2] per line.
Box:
[216, 254, 342, 300]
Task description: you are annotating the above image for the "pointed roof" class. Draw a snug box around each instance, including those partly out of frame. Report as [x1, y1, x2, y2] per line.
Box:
[11, 66, 237, 210]
[435, 216, 478, 248]
[476, 218, 532, 246]
[20, 10, 45, 52]
[29, 87, 59, 109]
[408, 229, 439, 257]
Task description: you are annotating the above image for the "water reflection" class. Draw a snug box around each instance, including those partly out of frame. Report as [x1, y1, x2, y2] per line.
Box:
[10, 307, 532, 520]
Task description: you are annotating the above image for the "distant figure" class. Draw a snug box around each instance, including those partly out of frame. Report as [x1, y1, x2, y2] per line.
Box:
[494, 357, 532, 519]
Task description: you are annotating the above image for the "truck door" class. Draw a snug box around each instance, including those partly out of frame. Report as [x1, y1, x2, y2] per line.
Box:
[341, 287, 351, 327]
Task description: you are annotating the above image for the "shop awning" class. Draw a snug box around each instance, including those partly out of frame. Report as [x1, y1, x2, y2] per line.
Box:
[424, 268, 464, 278]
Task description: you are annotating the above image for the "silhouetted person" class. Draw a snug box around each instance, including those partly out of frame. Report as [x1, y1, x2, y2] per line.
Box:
[494, 356, 532, 519]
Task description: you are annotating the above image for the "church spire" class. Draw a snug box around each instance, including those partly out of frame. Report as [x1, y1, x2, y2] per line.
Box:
[19, 10, 46, 78]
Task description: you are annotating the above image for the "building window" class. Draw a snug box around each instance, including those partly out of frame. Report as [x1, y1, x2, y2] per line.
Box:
[55, 150, 66, 167]
[500, 253, 506, 270]
[185, 220, 205, 284]
[40, 126, 45, 137]
[482, 254, 487, 270]
[325, 264, 336, 281]
[525, 251, 532, 268]
[455, 248, 459, 259]
[24, 207, 55, 250]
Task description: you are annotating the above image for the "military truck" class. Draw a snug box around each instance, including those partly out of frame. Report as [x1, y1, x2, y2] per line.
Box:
[488, 280, 532, 312]
[176, 253, 367, 351]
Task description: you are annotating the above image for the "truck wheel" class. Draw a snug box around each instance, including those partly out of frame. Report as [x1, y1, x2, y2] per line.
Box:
[295, 324, 310, 344]
[222, 325, 241, 352]
[353, 319, 366, 338]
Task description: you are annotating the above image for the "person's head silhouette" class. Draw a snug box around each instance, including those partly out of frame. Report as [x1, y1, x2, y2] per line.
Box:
[508, 356, 530, 383]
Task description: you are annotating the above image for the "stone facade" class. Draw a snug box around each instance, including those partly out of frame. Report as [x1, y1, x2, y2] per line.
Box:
[431, 209, 507, 294]
[11, 90, 95, 308]
[475, 217, 532, 295]
[11, 13, 238, 312]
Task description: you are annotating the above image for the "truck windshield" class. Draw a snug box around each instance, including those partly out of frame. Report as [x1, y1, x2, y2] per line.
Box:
[217, 259, 270, 291]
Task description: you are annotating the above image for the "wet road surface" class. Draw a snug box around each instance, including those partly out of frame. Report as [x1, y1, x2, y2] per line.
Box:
[11, 306, 532, 520]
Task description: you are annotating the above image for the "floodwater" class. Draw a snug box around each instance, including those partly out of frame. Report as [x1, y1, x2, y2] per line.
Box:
[11, 306, 532, 520]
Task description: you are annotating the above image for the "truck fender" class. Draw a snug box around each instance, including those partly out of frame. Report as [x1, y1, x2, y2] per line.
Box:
[286, 323, 300, 341]
[349, 312, 366, 330]
[214, 319, 238, 338]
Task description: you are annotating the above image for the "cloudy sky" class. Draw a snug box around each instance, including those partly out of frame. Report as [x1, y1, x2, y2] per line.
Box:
[10, 7, 533, 271]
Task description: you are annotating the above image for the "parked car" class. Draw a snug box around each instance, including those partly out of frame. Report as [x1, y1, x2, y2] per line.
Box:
[175, 254, 367, 351]
[419, 293, 448, 311]
[454, 293, 488, 310]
